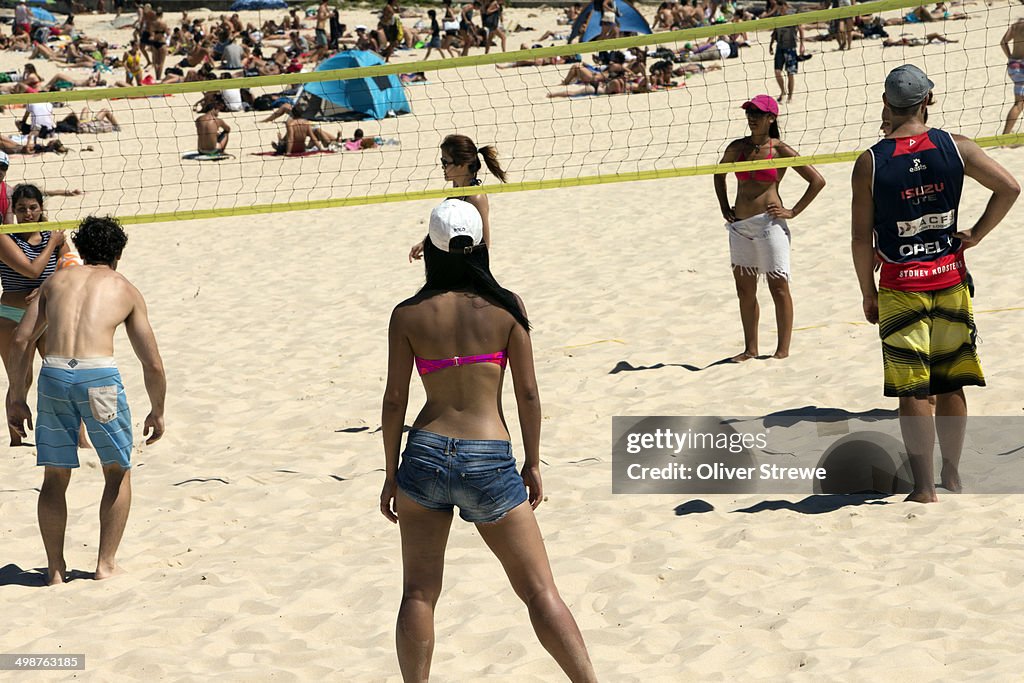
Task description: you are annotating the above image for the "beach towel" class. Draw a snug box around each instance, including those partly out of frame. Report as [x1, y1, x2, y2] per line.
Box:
[727, 213, 791, 280]
[251, 150, 336, 158]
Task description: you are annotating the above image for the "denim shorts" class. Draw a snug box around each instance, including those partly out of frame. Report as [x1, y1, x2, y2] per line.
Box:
[396, 429, 528, 523]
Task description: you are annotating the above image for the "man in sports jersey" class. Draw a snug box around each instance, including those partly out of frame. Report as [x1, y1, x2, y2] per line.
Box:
[851, 65, 1019, 503]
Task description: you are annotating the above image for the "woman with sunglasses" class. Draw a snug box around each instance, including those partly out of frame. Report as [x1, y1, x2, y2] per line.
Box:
[409, 133, 508, 261]
[382, 198, 597, 682]
[713, 95, 825, 361]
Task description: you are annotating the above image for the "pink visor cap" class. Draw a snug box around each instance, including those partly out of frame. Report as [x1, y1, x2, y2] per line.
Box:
[741, 94, 779, 116]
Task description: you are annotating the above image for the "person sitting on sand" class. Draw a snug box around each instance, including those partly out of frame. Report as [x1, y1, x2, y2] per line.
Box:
[649, 59, 677, 87]
[272, 106, 327, 156]
[195, 96, 231, 155]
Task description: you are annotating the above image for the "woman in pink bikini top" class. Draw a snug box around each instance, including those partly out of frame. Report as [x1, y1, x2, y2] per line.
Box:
[711, 94, 826, 362]
[379, 197, 597, 681]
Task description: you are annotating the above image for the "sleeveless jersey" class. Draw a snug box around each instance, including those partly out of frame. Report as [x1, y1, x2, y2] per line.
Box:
[869, 128, 965, 291]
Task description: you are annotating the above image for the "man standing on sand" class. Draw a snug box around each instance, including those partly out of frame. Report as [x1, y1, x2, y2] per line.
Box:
[769, 0, 804, 104]
[315, 0, 330, 52]
[6, 216, 166, 585]
[851, 65, 1019, 503]
[1000, 18, 1024, 137]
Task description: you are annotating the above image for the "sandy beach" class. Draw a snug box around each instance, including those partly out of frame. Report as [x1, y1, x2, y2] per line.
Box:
[2, 2, 1024, 680]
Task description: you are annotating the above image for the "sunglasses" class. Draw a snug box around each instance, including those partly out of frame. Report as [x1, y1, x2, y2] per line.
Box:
[440, 158, 453, 168]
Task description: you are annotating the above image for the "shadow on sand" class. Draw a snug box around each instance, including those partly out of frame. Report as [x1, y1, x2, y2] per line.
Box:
[610, 357, 746, 374]
[0, 564, 97, 587]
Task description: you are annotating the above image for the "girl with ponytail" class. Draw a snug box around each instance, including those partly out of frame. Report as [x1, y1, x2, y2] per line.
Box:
[409, 133, 508, 261]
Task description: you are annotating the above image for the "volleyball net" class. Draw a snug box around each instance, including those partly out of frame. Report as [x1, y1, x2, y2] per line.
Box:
[0, 0, 1017, 231]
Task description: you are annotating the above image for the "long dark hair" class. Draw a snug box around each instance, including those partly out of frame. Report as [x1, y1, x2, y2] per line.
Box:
[441, 134, 508, 183]
[768, 116, 780, 139]
[418, 236, 530, 331]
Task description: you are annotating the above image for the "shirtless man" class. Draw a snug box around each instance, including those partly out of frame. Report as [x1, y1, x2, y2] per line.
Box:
[274, 107, 327, 155]
[1001, 18, 1024, 137]
[6, 216, 166, 585]
[195, 96, 231, 154]
[315, 0, 330, 50]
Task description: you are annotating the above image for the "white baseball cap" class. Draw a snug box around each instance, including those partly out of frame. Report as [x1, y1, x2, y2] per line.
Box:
[429, 199, 483, 253]
[0, 151, 9, 169]
[355, 24, 367, 31]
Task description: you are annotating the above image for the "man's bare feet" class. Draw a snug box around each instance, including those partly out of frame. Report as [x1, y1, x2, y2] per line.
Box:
[905, 489, 939, 503]
[731, 351, 757, 362]
[940, 464, 962, 493]
[777, 91, 785, 101]
[94, 562, 125, 581]
[47, 564, 67, 586]
[772, 350, 789, 359]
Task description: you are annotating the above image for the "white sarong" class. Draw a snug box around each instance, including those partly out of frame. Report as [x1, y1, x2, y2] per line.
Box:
[727, 213, 791, 280]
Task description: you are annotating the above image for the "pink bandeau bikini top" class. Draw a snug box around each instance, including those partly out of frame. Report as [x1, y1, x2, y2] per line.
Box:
[415, 350, 508, 376]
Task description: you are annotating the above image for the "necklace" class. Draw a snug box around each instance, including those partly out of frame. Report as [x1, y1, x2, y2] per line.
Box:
[748, 136, 769, 154]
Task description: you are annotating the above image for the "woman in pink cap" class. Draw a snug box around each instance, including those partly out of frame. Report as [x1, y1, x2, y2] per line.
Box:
[713, 94, 825, 361]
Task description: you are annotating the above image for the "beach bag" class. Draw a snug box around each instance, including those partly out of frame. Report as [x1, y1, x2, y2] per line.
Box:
[252, 94, 277, 111]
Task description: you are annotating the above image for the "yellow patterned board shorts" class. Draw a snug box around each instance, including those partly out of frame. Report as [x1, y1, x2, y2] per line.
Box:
[878, 282, 985, 397]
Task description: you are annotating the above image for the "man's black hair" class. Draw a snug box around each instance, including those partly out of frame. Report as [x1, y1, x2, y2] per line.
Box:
[72, 216, 129, 266]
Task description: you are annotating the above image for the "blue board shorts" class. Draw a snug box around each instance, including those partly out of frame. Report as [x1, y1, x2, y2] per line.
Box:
[396, 429, 528, 523]
[36, 357, 133, 469]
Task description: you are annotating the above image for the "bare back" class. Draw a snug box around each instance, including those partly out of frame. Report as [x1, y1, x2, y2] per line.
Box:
[40, 266, 138, 358]
[1004, 20, 1024, 59]
[397, 291, 517, 440]
[195, 112, 220, 151]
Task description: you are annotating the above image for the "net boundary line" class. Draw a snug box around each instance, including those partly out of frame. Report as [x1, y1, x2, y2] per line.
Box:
[11, 133, 1019, 233]
[0, 0, 927, 106]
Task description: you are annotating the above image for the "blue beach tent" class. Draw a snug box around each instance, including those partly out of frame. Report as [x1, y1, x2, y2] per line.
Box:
[569, 0, 652, 43]
[30, 7, 58, 22]
[301, 50, 411, 121]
